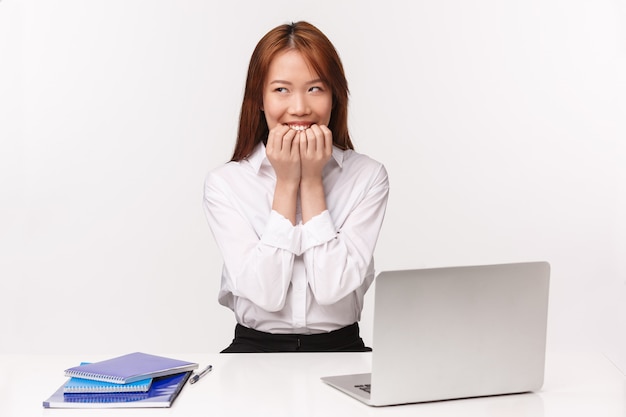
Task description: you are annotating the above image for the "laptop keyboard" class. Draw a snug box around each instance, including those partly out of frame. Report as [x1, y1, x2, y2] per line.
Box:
[355, 384, 371, 393]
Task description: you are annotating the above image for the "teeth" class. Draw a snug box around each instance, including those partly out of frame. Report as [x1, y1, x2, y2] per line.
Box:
[289, 125, 310, 131]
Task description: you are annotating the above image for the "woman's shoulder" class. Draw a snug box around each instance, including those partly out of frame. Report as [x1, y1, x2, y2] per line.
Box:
[342, 148, 386, 172]
[206, 159, 242, 175]
[337, 149, 389, 189]
[203, 159, 248, 191]
[204, 148, 266, 191]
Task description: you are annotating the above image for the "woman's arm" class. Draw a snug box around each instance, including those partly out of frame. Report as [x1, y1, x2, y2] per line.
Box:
[266, 125, 300, 225]
[299, 124, 333, 223]
[203, 171, 299, 312]
[301, 162, 390, 305]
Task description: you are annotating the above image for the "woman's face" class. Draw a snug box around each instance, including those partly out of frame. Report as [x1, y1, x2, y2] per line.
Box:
[262, 50, 332, 132]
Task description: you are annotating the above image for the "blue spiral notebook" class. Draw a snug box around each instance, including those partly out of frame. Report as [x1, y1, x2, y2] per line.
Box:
[63, 362, 152, 393]
[64, 376, 153, 393]
[64, 352, 198, 384]
[43, 371, 191, 408]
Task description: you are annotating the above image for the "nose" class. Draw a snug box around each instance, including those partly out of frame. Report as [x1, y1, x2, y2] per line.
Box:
[288, 93, 310, 116]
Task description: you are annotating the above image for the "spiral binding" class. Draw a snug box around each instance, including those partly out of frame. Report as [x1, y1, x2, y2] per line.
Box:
[66, 385, 147, 393]
[65, 370, 125, 384]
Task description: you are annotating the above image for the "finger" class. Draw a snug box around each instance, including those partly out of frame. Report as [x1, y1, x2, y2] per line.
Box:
[319, 125, 333, 154]
[272, 125, 294, 152]
[295, 130, 304, 159]
[308, 124, 328, 156]
[280, 125, 294, 152]
[285, 129, 302, 156]
[267, 124, 290, 151]
[304, 127, 318, 155]
[289, 131, 300, 156]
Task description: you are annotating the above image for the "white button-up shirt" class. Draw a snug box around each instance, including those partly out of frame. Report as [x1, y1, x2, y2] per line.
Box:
[203, 143, 389, 334]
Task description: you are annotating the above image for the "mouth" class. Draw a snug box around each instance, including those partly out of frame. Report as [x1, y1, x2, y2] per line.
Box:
[286, 123, 313, 131]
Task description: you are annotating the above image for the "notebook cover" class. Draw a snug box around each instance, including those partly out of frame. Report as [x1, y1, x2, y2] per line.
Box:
[63, 352, 198, 384]
[43, 371, 191, 408]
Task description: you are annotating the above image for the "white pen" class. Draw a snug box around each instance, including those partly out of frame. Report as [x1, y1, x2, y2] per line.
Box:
[189, 364, 213, 384]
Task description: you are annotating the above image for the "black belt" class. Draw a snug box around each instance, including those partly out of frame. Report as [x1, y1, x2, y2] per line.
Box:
[221, 322, 372, 353]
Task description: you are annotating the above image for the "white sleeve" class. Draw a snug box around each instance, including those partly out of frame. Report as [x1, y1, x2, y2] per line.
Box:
[203, 172, 299, 312]
[301, 164, 390, 305]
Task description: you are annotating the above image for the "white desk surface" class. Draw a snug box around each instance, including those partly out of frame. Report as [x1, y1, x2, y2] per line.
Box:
[0, 351, 624, 417]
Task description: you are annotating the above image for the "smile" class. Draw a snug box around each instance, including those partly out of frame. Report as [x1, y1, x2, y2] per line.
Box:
[288, 124, 312, 131]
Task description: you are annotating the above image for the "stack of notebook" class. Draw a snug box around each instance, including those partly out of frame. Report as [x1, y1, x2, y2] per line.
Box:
[43, 352, 198, 408]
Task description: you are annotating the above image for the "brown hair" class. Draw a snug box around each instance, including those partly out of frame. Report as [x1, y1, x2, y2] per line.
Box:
[231, 21, 353, 161]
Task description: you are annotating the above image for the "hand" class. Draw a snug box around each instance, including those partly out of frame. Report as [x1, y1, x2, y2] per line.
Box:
[298, 124, 331, 223]
[299, 124, 333, 182]
[266, 124, 301, 186]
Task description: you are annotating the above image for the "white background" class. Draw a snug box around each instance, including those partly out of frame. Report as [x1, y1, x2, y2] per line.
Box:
[1, 0, 624, 372]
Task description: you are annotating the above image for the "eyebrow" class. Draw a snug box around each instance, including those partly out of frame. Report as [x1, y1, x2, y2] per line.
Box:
[269, 78, 325, 85]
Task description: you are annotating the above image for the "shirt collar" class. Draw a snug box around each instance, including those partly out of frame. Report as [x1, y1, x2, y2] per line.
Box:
[247, 142, 346, 174]
[247, 143, 267, 173]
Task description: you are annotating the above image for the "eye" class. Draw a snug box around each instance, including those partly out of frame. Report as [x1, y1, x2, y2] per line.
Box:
[274, 87, 288, 93]
[309, 86, 323, 93]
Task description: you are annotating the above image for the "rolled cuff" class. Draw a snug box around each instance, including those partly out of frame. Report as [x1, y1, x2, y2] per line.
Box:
[260, 210, 302, 254]
[301, 210, 337, 253]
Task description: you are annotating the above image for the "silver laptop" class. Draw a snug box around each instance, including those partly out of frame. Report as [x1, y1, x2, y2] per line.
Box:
[322, 262, 550, 406]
